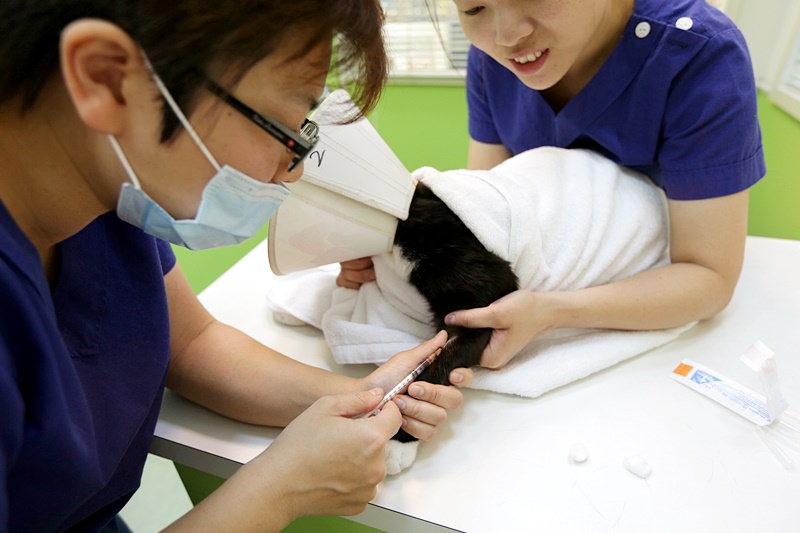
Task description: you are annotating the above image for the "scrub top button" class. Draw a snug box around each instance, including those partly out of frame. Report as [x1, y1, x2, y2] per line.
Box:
[635, 22, 651, 38]
[676, 17, 694, 30]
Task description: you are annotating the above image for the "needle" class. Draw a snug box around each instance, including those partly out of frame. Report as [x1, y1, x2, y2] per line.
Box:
[357, 345, 444, 419]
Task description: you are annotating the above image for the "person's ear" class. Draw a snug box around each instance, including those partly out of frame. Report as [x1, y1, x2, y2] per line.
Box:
[59, 19, 146, 135]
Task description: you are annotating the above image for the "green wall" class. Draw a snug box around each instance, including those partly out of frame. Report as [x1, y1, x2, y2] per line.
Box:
[750, 92, 800, 239]
[368, 83, 470, 171]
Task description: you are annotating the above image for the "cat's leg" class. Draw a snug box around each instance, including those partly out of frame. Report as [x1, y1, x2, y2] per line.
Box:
[417, 327, 492, 385]
[390, 327, 491, 445]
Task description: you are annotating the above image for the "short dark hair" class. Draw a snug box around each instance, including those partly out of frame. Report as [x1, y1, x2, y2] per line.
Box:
[0, 0, 387, 140]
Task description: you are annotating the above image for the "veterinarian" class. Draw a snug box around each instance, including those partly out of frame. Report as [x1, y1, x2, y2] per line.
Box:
[340, 0, 765, 370]
[0, 2, 471, 531]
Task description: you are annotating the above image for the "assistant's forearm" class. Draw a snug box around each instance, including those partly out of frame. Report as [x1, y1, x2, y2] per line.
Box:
[545, 261, 740, 331]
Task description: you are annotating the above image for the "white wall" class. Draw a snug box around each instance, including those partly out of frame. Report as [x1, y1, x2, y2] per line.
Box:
[723, 0, 800, 90]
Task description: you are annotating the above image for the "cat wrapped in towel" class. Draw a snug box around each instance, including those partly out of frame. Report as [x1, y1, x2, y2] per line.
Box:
[267, 146, 695, 474]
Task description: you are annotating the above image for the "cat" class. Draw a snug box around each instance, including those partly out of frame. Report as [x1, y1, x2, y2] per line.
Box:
[390, 182, 519, 443]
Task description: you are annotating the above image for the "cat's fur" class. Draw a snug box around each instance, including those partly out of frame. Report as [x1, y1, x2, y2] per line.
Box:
[391, 182, 519, 442]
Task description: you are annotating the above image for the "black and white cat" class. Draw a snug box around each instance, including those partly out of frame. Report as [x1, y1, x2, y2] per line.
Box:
[390, 182, 519, 443]
[268, 147, 675, 471]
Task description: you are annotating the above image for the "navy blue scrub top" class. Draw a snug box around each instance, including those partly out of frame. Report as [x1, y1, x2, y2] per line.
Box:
[467, 0, 765, 200]
[0, 202, 175, 532]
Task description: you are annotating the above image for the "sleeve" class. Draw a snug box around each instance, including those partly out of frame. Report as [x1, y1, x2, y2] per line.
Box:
[466, 46, 503, 145]
[658, 27, 766, 200]
[156, 239, 177, 276]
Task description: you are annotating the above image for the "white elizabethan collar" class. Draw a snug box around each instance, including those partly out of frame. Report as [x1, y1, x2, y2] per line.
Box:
[268, 90, 415, 275]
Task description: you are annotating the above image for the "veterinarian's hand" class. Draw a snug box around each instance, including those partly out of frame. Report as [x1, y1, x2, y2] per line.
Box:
[364, 331, 471, 441]
[445, 289, 554, 369]
[168, 390, 400, 530]
[337, 257, 375, 289]
[248, 389, 402, 521]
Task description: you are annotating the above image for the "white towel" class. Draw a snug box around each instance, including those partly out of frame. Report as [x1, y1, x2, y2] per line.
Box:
[267, 147, 695, 398]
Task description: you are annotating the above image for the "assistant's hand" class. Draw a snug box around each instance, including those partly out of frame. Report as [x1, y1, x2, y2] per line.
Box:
[364, 331, 472, 441]
[336, 257, 375, 289]
[445, 289, 555, 370]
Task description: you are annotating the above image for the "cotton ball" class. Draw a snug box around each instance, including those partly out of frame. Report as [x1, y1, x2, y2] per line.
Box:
[568, 443, 589, 463]
[623, 455, 652, 479]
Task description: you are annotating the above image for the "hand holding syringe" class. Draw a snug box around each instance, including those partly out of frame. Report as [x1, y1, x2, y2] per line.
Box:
[357, 346, 442, 419]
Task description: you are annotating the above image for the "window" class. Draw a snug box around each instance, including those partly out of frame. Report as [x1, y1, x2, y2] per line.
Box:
[724, 0, 800, 119]
[771, 16, 800, 121]
[381, 0, 468, 82]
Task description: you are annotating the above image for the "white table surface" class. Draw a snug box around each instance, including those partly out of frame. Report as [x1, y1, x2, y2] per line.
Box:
[153, 236, 800, 533]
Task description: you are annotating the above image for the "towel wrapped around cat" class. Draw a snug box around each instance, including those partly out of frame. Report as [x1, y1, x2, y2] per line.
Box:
[267, 147, 695, 471]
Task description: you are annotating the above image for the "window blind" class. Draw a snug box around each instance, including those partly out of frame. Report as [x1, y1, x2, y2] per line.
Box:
[772, 27, 800, 121]
[779, 34, 800, 96]
[381, 0, 469, 80]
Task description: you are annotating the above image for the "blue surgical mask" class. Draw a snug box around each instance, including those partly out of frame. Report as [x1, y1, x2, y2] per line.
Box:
[110, 61, 290, 250]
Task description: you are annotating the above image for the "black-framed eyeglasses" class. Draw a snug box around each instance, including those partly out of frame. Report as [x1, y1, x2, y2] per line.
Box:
[203, 77, 320, 172]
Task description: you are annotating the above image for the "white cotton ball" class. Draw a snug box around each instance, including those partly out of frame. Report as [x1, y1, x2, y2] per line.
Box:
[623, 455, 652, 479]
[568, 443, 589, 463]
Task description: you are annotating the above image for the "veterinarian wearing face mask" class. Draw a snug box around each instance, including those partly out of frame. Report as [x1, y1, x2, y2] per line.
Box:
[0, 2, 472, 531]
[342, 0, 764, 369]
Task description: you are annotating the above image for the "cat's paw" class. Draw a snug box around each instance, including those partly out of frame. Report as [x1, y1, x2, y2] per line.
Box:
[271, 310, 308, 326]
[384, 440, 420, 475]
